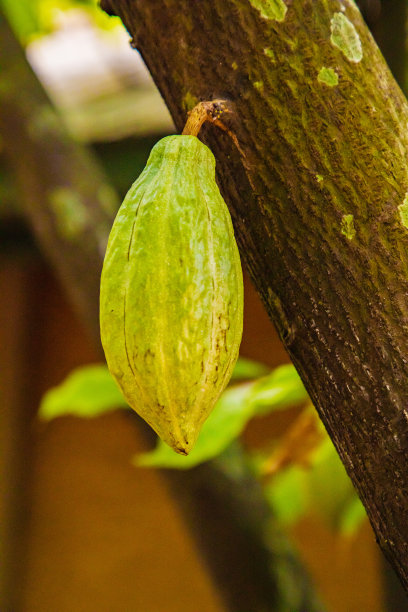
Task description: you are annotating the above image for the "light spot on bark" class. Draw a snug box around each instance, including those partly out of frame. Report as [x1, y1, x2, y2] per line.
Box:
[286, 80, 298, 96]
[249, 0, 287, 22]
[318, 67, 339, 87]
[267, 287, 294, 344]
[398, 195, 408, 229]
[49, 187, 89, 240]
[316, 174, 324, 183]
[231, 61, 238, 70]
[341, 214, 356, 240]
[264, 47, 276, 62]
[330, 13, 363, 63]
[182, 91, 199, 111]
[254, 81, 264, 92]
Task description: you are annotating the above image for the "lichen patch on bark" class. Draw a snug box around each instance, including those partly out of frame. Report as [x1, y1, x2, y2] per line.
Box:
[182, 91, 199, 111]
[249, 0, 287, 22]
[340, 214, 356, 240]
[317, 67, 338, 86]
[330, 12, 363, 63]
[253, 80, 264, 91]
[398, 195, 408, 229]
[264, 47, 276, 62]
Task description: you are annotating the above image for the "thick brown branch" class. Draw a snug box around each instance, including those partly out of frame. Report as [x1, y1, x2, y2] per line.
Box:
[102, 0, 408, 591]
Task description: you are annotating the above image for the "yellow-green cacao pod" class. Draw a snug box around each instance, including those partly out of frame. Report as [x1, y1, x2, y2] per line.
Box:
[100, 135, 243, 455]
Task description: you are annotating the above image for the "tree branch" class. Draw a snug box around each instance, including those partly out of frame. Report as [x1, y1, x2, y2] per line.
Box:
[101, 0, 408, 591]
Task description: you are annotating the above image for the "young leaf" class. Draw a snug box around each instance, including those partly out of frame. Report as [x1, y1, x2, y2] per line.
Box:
[230, 356, 270, 381]
[38, 363, 128, 420]
[263, 434, 365, 534]
[248, 364, 309, 415]
[306, 438, 359, 530]
[264, 465, 308, 525]
[338, 495, 366, 536]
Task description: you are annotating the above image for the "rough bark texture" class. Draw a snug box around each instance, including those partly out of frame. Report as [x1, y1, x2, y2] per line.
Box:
[101, 0, 408, 590]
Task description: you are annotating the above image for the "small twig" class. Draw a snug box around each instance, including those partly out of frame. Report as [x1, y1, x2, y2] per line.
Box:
[182, 99, 253, 188]
[182, 99, 244, 158]
[182, 99, 233, 136]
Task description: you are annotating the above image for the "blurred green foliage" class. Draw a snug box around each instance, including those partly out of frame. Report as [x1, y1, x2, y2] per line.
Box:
[0, 0, 120, 45]
[38, 363, 128, 419]
[249, 364, 310, 416]
[264, 438, 366, 534]
[38, 358, 366, 535]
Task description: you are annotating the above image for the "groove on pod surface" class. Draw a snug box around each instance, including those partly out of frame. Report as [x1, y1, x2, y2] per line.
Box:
[100, 135, 243, 454]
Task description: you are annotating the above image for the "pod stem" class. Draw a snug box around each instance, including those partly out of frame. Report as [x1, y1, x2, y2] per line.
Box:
[182, 99, 247, 174]
[182, 99, 233, 137]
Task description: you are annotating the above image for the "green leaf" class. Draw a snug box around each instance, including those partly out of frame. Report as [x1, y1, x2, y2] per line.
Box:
[263, 434, 365, 533]
[136, 383, 254, 469]
[264, 465, 308, 525]
[230, 356, 270, 381]
[306, 438, 358, 530]
[1, 0, 121, 44]
[307, 437, 366, 534]
[248, 364, 309, 415]
[38, 364, 128, 420]
[338, 495, 366, 536]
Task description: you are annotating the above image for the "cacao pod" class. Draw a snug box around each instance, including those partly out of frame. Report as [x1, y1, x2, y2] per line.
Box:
[100, 135, 243, 454]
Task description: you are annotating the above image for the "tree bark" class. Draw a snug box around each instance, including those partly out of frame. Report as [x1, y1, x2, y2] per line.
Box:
[0, 11, 323, 611]
[101, 0, 408, 591]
